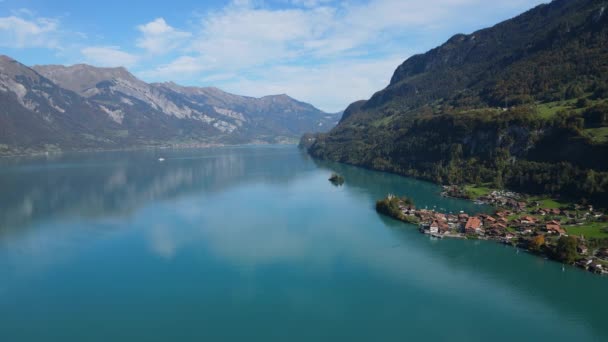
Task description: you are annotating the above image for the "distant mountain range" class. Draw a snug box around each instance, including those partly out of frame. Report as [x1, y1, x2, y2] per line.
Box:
[304, 0, 608, 205]
[0, 55, 340, 155]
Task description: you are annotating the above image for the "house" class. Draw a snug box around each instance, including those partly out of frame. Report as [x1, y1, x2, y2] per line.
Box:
[465, 217, 483, 234]
[497, 217, 508, 225]
[590, 263, 604, 274]
[496, 211, 508, 217]
[484, 216, 497, 225]
[596, 248, 608, 259]
[520, 216, 537, 225]
[434, 213, 447, 222]
[576, 259, 594, 268]
[550, 208, 562, 216]
[438, 221, 450, 234]
[495, 223, 507, 230]
[546, 224, 566, 236]
[506, 199, 518, 209]
[429, 221, 440, 234]
[487, 223, 506, 237]
[578, 245, 589, 255]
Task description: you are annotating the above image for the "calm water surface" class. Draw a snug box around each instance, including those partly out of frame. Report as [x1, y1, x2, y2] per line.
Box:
[0, 145, 606, 341]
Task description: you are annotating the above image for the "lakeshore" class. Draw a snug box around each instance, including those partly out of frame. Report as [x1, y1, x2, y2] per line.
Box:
[376, 189, 608, 275]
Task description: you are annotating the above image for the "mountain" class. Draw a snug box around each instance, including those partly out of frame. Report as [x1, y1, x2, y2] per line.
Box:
[0, 56, 339, 155]
[0, 56, 123, 154]
[305, 0, 608, 205]
[33, 64, 339, 142]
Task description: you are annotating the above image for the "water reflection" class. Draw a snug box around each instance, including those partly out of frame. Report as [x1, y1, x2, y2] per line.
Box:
[0, 146, 314, 235]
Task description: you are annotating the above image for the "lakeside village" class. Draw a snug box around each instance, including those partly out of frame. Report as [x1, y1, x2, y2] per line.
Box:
[375, 187, 608, 275]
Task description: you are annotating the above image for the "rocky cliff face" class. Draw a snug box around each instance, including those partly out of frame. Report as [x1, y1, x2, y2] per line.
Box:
[0, 56, 340, 155]
[0, 56, 123, 153]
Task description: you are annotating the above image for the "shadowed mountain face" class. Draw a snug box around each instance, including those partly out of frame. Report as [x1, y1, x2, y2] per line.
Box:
[0, 56, 340, 155]
[0, 56, 122, 153]
[306, 0, 608, 205]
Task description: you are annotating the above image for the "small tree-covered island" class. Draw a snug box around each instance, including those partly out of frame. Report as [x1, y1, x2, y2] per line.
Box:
[375, 190, 608, 275]
[328, 173, 345, 186]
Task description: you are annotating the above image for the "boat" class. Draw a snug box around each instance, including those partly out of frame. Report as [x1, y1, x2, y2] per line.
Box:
[158, 158, 165, 162]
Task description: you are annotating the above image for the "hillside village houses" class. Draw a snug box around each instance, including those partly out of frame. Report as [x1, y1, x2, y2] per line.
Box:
[399, 199, 587, 242]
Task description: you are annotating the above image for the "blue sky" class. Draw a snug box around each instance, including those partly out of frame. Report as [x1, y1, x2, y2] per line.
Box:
[0, 0, 547, 112]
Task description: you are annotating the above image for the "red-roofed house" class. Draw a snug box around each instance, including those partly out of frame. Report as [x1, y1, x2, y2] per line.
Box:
[520, 216, 537, 225]
[546, 224, 566, 236]
[465, 217, 483, 234]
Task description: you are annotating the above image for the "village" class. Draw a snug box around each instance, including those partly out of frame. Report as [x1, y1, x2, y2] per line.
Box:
[380, 189, 608, 275]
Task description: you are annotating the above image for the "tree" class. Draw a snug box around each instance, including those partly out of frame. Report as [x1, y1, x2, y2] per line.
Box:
[401, 196, 415, 207]
[583, 170, 600, 194]
[565, 84, 583, 100]
[529, 235, 546, 252]
[555, 236, 578, 264]
[576, 98, 589, 109]
[494, 172, 504, 189]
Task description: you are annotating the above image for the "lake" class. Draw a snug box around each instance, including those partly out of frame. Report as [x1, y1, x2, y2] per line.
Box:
[0, 145, 606, 341]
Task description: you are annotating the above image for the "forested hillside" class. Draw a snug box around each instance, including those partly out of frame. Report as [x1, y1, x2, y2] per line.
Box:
[305, 0, 608, 205]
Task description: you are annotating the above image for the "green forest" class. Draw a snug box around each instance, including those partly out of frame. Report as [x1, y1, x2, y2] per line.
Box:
[304, 0, 608, 206]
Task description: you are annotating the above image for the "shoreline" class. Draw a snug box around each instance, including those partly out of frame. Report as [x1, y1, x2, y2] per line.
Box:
[375, 193, 608, 276]
[0, 141, 298, 159]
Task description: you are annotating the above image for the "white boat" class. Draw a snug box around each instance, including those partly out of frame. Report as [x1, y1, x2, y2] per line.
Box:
[158, 158, 165, 162]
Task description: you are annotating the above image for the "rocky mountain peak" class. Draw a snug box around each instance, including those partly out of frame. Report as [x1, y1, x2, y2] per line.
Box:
[33, 63, 140, 95]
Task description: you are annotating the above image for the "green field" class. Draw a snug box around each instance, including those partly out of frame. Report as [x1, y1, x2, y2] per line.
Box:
[581, 127, 608, 144]
[529, 196, 567, 209]
[536, 101, 573, 119]
[464, 185, 492, 199]
[371, 115, 397, 128]
[566, 222, 608, 239]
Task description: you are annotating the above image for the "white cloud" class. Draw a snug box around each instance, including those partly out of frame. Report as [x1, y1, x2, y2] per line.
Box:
[80, 46, 139, 68]
[220, 56, 406, 112]
[189, 5, 335, 68]
[289, 0, 334, 8]
[136, 18, 191, 55]
[0, 15, 60, 48]
[134, 0, 545, 111]
[139, 55, 208, 79]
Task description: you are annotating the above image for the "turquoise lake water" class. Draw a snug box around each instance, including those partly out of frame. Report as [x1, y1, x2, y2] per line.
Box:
[0, 145, 606, 341]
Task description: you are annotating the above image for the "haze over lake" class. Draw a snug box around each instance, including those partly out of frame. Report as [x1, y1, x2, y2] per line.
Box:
[0, 145, 606, 341]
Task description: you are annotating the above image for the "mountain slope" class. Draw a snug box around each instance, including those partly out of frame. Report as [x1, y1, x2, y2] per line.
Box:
[153, 82, 339, 138]
[0, 56, 126, 154]
[306, 0, 608, 205]
[33, 64, 339, 142]
[0, 56, 339, 155]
